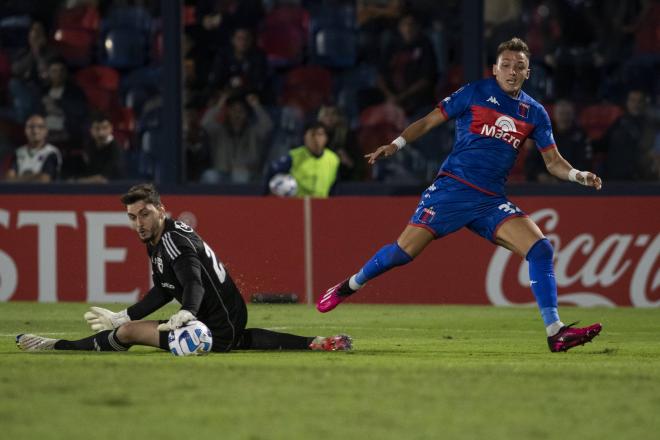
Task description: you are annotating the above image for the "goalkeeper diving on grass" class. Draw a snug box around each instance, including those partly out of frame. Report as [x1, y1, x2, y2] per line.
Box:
[17, 183, 351, 353]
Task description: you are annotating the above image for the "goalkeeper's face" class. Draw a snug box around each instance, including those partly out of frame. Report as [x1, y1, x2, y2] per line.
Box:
[126, 200, 166, 244]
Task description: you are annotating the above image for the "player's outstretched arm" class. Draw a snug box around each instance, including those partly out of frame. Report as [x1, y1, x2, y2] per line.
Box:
[541, 147, 602, 190]
[365, 107, 447, 164]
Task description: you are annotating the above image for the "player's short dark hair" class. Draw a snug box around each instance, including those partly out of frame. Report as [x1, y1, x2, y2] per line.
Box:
[496, 38, 531, 60]
[304, 121, 327, 134]
[90, 112, 111, 125]
[120, 183, 162, 206]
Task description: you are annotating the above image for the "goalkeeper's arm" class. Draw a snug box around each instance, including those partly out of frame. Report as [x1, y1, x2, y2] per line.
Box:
[84, 286, 172, 332]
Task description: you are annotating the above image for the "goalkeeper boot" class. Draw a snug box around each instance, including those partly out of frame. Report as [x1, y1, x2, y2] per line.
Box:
[317, 280, 353, 313]
[309, 334, 353, 351]
[16, 334, 58, 351]
[547, 322, 602, 352]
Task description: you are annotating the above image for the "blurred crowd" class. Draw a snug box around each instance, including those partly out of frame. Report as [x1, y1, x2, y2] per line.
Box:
[0, 0, 658, 188]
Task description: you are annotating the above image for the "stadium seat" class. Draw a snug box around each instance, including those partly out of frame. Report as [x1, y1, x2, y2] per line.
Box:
[359, 102, 407, 131]
[280, 65, 333, 114]
[102, 6, 153, 33]
[75, 66, 120, 113]
[308, 2, 357, 67]
[258, 5, 309, 67]
[0, 15, 31, 50]
[56, 5, 100, 32]
[53, 28, 95, 66]
[578, 104, 623, 141]
[100, 29, 148, 69]
[120, 66, 161, 113]
[311, 28, 357, 68]
[111, 107, 136, 149]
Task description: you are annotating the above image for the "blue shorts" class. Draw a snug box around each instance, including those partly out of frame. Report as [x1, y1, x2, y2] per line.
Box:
[409, 176, 527, 241]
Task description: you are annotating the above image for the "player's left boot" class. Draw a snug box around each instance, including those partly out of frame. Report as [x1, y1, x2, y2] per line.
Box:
[547, 322, 602, 352]
[317, 280, 353, 313]
[16, 334, 58, 351]
[309, 334, 353, 351]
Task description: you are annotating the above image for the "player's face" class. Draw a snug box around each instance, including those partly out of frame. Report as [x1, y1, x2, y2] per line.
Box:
[126, 200, 165, 244]
[493, 50, 530, 97]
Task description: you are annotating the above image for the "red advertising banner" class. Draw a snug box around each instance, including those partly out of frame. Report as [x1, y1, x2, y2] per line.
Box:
[0, 194, 658, 307]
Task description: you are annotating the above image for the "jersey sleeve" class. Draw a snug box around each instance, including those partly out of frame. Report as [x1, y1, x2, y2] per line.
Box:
[436, 82, 476, 120]
[127, 286, 173, 320]
[530, 106, 556, 152]
[164, 231, 205, 315]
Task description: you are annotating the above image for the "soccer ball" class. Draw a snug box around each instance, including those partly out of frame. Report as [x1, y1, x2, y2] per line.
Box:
[168, 320, 213, 356]
[269, 173, 298, 197]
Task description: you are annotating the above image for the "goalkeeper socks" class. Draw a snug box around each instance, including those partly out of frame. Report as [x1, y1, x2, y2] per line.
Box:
[53, 329, 132, 351]
[526, 238, 563, 332]
[237, 328, 313, 350]
[353, 243, 413, 286]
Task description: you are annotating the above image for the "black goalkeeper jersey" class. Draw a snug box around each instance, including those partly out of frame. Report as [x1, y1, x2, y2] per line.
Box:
[126, 218, 247, 344]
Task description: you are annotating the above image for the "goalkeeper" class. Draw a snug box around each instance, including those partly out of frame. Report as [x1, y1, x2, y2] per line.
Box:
[17, 183, 351, 353]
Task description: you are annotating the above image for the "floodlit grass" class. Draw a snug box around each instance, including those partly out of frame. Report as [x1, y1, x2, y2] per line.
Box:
[1, 302, 659, 440]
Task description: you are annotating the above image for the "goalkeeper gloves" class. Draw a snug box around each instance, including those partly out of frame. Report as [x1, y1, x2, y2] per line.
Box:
[84, 307, 131, 332]
[157, 310, 196, 331]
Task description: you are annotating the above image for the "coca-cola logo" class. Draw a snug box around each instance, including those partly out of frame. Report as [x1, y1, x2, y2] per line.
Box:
[486, 209, 660, 307]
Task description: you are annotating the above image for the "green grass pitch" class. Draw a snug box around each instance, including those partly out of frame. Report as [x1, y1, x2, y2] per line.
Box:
[1, 302, 659, 440]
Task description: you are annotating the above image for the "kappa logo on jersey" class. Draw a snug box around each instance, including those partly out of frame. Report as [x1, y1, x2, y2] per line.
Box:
[153, 255, 164, 273]
[469, 105, 534, 149]
[174, 220, 193, 233]
[161, 282, 175, 290]
[487, 96, 500, 106]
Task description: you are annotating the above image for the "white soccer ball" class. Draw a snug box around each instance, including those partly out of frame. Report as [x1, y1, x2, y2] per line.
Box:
[269, 173, 298, 197]
[168, 320, 213, 356]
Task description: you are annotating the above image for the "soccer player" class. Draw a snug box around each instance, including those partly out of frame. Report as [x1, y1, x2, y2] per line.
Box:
[17, 183, 351, 353]
[317, 38, 603, 353]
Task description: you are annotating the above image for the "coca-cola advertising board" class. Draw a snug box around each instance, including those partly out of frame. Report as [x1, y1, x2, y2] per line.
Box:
[0, 194, 657, 307]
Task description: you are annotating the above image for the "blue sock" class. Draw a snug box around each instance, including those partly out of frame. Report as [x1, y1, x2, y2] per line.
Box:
[354, 243, 413, 285]
[526, 238, 560, 326]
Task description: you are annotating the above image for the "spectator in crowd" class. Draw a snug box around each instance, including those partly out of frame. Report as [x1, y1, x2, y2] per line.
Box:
[4, 114, 61, 182]
[74, 113, 124, 183]
[208, 27, 268, 99]
[40, 57, 88, 146]
[189, 0, 265, 84]
[356, 0, 404, 64]
[201, 92, 273, 184]
[377, 13, 438, 117]
[4, 21, 57, 122]
[602, 89, 656, 180]
[266, 122, 340, 198]
[525, 100, 592, 182]
[183, 106, 211, 182]
[317, 104, 365, 181]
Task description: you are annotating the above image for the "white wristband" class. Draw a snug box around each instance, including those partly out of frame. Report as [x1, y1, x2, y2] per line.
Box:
[568, 169, 588, 185]
[391, 136, 406, 151]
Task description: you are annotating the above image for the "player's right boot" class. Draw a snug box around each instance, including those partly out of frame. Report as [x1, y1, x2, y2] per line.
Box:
[309, 334, 353, 351]
[547, 322, 602, 352]
[317, 280, 353, 313]
[16, 334, 58, 352]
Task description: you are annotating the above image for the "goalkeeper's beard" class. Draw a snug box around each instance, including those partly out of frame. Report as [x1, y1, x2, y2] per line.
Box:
[138, 229, 154, 243]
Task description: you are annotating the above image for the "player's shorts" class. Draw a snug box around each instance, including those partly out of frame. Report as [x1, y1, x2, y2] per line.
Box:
[409, 175, 527, 241]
